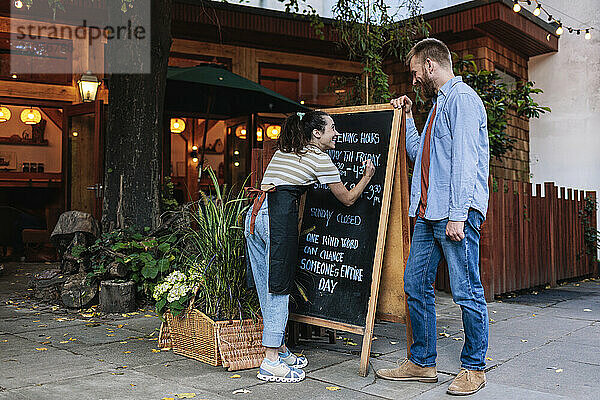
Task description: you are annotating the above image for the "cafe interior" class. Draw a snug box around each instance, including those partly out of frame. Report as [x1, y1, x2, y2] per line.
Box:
[0, 60, 346, 262]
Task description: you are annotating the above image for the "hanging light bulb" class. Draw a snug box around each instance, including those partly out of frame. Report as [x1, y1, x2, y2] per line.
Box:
[266, 125, 281, 140]
[14, 0, 23, 9]
[513, 1, 521, 13]
[20, 108, 41, 125]
[533, 5, 541, 16]
[585, 29, 592, 40]
[170, 118, 185, 133]
[191, 145, 198, 151]
[235, 125, 247, 139]
[0, 106, 11, 123]
[555, 23, 563, 36]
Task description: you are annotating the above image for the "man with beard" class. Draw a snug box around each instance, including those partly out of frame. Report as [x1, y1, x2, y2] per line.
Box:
[375, 38, 490, 396]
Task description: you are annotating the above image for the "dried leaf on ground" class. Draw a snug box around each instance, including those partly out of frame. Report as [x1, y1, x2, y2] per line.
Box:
[176, 393, 196, 398]
[35, 347, 47, 351]
[326, 386, 341, 391]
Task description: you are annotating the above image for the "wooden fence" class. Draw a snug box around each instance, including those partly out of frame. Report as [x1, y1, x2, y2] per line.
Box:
[436, 179, 597, 301]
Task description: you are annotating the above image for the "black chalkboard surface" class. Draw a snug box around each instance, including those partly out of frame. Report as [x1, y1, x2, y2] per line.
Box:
[291, 109, 394, 327]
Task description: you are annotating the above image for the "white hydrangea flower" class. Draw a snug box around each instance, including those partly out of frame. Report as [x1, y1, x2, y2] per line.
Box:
[152, 281, 172, 301]
[166, 270, 186, 284]
[166, 281, 192, 303]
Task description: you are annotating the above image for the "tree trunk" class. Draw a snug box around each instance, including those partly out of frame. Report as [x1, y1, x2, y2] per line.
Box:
[102, 0, 172, 232]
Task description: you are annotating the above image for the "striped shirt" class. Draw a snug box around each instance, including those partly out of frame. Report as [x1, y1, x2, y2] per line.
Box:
[261, 147, 341, 187]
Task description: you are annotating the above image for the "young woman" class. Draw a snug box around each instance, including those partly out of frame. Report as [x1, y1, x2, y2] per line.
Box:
[244, 110, 375, 383]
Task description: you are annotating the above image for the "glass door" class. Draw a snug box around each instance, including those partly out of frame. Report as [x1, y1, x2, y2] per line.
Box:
[62, 101, 104, 220]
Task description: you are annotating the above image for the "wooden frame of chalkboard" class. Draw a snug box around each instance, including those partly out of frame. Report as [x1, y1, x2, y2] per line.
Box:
[290, 103, 404, 377]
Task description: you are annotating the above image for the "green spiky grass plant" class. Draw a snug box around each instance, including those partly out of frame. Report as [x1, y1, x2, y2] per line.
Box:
[177, 168, 260, 321]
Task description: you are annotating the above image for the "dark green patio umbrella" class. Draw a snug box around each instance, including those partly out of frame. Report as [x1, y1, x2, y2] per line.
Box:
[165, 65, 310, 118]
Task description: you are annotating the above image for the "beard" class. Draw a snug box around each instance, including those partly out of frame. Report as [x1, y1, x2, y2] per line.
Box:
[420, 74, 437, 99]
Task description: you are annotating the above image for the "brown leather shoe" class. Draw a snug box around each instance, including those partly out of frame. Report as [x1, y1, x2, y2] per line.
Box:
[447, 369, 486, 395]
[375, 358, 438, 382]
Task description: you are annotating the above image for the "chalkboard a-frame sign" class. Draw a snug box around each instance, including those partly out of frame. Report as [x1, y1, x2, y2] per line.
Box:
[289, 104, 405, 376]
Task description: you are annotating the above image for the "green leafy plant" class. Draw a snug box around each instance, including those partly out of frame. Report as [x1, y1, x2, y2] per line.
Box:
[510, 81, 552, 119]
[330, 0, 427, 105]
[451, 54, 551, 159]
[155, 168, 259, 321]
[579, 195, 599, 258]
[86, 227, 181, 298]
[161, 176, 180, 213]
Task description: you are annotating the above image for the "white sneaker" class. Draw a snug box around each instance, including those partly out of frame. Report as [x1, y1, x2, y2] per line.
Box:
[257, 357, 305, 383]
[279, 350, 308, 368]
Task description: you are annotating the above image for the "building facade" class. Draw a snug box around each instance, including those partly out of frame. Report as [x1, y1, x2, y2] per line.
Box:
[0, 0, 558, 257]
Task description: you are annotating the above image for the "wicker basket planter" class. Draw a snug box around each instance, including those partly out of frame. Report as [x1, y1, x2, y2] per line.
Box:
[160, 309, 264, 371]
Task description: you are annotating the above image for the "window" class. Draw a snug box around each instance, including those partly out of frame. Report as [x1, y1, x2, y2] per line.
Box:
[259, 64, 355, 108]
[0, 33, 72, 85]
[494, 67, 517, 90]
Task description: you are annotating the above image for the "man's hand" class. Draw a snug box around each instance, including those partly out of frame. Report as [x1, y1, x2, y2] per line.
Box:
[446, 221, 465, 241]
[390, 95, 413, 118]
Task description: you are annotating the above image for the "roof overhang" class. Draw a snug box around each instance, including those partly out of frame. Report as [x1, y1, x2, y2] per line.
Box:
[423, 0, 558, 57]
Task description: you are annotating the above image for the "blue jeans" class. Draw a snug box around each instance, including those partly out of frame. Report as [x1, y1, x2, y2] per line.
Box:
[244, 197, 289, 348]
[404, 209, 488, 371]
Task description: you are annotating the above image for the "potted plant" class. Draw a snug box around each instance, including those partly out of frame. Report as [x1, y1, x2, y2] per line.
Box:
[155, 168, 263, 371]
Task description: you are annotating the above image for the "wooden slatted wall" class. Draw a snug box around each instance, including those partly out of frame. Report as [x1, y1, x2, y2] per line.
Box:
[436, 178, 597, 301]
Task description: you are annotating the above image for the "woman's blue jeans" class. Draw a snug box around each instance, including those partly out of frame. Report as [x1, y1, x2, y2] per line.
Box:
[404, 209, 489, 371]
[244, 197, 289, 348]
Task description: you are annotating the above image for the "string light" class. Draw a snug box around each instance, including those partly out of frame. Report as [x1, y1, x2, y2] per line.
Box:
[556, 22, 563, 36]
[512, 1, 594, 41]
[513, 1, 521, 13]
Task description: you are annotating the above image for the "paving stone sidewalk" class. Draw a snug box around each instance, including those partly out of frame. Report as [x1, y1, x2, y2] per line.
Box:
[1, 262, 599, 400]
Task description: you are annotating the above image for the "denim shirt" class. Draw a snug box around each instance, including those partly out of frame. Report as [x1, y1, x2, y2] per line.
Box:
[406, 76, 489, 221]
